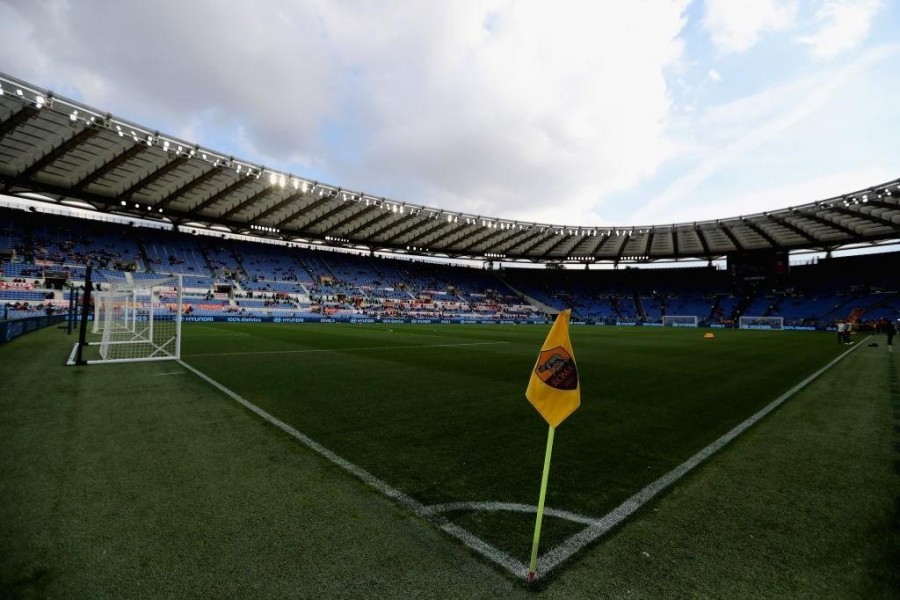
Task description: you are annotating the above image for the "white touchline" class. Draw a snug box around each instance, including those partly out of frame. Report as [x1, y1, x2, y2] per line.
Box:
[536, 337, 870, 576]
[177, 359, 529, 578]
[186, 340, 508, 358]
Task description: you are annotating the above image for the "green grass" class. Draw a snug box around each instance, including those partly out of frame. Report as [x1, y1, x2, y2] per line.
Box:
[181, 323, 847, 559]
[1, 323, 897, 597]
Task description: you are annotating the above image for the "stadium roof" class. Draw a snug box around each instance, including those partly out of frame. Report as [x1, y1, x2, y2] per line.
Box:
[2, 72, 899, 265]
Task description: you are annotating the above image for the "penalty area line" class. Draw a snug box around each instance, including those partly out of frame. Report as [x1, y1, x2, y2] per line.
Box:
[536, 336, 871, 578]
[176, 359, 529, 579]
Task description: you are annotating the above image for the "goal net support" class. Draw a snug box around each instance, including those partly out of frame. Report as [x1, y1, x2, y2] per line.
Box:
[70, 274, 183, 364]
[661, 315, 698, 327]
[738, 316, 784, 330]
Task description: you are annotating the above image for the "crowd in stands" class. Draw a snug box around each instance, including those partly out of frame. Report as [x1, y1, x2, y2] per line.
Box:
[1, 205, 899, 326]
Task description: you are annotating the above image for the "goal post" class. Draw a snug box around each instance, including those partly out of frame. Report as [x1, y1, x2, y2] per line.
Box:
[661, 315, 698, 327]
[738, 315, 784, 330]
[69, 273, 183, 365]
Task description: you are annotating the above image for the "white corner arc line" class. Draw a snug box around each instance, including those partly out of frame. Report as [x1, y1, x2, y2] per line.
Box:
[186, 340, 508, 358]
[537, 337, 870, 577]
[428, 501, 599, 526]
[177, 359, 528, 578]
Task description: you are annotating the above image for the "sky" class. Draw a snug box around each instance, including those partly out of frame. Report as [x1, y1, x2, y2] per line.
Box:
[1, 0, 898, 229]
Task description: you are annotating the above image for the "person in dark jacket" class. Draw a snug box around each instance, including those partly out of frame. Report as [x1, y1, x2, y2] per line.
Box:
[884, 318, 896, 352]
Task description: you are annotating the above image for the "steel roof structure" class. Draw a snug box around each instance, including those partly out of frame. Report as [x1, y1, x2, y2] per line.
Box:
[1, 72, 899, 264]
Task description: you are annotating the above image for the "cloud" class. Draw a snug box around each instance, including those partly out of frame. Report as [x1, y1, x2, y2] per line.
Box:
[703, 0, 798, 53]
[628, 44, 898, 224]
[659, 167, 898, 224]
[795, 0, 884, 59]
[326, 1, 690, 225]
[707, 68, 722, 82]
[0, 0, 690, 226]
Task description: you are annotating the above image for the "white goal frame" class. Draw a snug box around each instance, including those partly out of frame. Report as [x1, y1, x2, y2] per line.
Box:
[738, 315, 784, 330]
[662, 315, 698, 327]
[73, 275, 183, 364]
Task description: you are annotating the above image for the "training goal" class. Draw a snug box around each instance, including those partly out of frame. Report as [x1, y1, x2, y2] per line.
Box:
[738, 316, 784, 330]
[662, 315, 698, 327]
[70, 274, 183, 364]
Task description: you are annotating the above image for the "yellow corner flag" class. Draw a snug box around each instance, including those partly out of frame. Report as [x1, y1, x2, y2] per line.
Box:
[526, 309, 580, 428]
[525, 309, 581, 581]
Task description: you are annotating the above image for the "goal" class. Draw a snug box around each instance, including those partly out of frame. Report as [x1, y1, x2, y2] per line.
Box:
[662, 315, 698, 327]
[738, 316, 784, 330]
[73, 275, 183, 364]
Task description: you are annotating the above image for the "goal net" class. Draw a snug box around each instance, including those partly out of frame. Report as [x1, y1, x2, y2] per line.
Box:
[738, 316, 784, 330]
[662, 315, 698, 327]
[84, 275, 183, 363]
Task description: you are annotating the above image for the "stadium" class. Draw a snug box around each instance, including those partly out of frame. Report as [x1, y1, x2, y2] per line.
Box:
[2, 4, 900, 597]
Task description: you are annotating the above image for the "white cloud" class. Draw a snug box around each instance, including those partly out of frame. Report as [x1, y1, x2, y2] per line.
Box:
[0, 0, 690, 227]
[659, 167, 897, 224]
[796, 0, 884, 59]
[703, 0, 798, 53]
[628, 44, 898, 224]
[3, 0, 894, 233]
[295, 1, 691, 225]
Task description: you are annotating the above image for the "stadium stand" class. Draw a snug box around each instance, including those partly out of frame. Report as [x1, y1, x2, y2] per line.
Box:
[1, 205, 899, 326]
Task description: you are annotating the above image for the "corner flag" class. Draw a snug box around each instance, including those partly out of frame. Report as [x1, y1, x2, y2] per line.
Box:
[525, 309, 581, 581]
[526, 309, 580, 428]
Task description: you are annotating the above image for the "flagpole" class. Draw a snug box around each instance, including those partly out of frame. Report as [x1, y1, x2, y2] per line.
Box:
[528, 425, 556, 581]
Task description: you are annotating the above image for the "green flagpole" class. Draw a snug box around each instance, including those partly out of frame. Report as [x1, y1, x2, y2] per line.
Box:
[528, 425, 556, 581]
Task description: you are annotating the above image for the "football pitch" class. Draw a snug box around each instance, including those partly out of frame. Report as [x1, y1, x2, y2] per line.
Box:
[179, 322, 852, 575]
[3, 322, 899, 596]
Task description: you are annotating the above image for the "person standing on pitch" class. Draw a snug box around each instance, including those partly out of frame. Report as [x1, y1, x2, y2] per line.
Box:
[885, 318, 896, 352]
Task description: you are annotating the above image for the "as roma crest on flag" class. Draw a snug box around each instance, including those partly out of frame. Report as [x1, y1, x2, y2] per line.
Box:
[535, 346, 578, 390]
[526, 309, 581, 428]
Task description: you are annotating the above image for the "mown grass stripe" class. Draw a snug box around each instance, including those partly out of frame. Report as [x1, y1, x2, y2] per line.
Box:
[185, 340, 508, 358]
